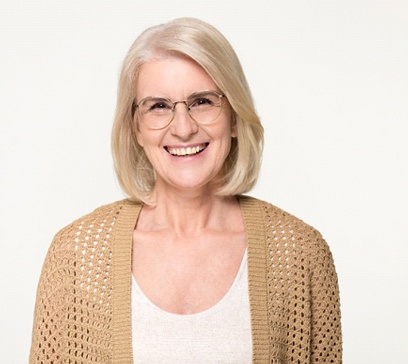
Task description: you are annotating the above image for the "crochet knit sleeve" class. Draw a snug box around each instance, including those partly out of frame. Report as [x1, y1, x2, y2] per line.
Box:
[29, 227, 73, 363]
[259, 200, 342, 363]
[29, 202, 122, 363]
[309, 229, 342, 362]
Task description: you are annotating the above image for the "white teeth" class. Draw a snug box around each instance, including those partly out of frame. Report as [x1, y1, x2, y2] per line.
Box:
[167, 144, 206, 156]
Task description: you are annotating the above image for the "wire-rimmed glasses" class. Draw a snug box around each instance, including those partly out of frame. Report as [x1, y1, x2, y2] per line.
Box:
[133, 90, 225, 130]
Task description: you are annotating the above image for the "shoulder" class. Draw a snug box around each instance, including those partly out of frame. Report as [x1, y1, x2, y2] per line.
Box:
[240, 195, 338, 283]
[239, 195, 316, 231]
[49, 199, 142, 252]
[239, 195, 327, 252]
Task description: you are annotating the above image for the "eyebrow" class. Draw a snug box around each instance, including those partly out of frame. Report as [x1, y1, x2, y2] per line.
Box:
[136, 89, 223, 102]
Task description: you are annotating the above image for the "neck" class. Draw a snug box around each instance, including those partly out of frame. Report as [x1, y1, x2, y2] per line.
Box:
[141, 185, 238, 236]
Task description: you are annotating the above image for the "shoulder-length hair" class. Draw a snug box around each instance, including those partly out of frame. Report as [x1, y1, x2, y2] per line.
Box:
[111, 17, 263, 203]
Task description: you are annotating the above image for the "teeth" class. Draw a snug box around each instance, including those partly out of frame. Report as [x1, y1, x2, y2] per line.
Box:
[167, 144, 206, 156]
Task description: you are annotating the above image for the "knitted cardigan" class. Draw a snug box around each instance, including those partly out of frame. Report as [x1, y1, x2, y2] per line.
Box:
[30, 196, 342, 363]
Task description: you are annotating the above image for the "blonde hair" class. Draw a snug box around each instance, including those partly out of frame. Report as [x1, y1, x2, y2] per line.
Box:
[111, 17, 263, 203]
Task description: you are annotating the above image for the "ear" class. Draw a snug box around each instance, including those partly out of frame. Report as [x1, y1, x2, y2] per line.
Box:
[230, 114, 237, 138]
[135, 125, 144, 147]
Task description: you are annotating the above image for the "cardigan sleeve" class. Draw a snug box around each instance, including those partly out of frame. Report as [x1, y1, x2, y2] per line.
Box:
[309, 230, 342, 362]
[29, 231, 71, 363]
[29, 201, 130, 363]
[248, 198, 342, 362]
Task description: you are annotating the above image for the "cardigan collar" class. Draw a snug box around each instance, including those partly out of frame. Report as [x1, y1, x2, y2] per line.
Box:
[111, 196, 268, 364]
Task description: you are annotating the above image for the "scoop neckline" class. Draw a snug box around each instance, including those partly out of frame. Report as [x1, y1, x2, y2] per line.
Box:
[131, 248, 248, 318]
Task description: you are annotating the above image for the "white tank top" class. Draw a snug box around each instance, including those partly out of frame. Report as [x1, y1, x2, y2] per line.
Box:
[131, 250, 252, 363]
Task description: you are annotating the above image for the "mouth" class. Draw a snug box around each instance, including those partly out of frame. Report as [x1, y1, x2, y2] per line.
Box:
[165, 143, 209, 157]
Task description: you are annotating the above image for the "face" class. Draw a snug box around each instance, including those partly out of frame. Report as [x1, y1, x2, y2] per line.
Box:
[135, 57, 236, 194]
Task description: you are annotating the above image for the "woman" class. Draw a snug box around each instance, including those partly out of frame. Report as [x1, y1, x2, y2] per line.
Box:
[30, 17, 342, 363]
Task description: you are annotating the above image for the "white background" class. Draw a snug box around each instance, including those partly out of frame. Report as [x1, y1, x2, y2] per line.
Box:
[1, 1, 407, 362]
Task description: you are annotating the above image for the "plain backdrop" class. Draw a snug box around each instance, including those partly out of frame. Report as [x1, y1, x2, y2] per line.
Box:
[1, 1, 407, 362]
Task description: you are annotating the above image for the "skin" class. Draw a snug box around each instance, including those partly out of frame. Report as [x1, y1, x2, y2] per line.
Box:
[132, 57, 247, 315]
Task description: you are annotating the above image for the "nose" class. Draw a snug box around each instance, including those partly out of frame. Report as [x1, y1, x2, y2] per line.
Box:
[169, 102, 198, 139]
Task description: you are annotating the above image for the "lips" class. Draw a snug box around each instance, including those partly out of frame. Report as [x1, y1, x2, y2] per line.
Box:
[165, 143, 208, 156]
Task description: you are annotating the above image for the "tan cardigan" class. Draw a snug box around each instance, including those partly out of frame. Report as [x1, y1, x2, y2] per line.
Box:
[30, 196, 342, 363]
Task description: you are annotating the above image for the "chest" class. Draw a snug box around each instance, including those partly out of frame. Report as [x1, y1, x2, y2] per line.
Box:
[131, 229, 247, 314]
[131, 250, 252, 363]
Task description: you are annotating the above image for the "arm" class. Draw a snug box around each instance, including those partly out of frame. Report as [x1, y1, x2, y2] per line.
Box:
[29, 234, 70, 363]
[309, 231, 342, 362]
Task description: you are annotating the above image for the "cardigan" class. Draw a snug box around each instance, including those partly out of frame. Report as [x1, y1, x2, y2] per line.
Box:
[29, 196, 342, 363]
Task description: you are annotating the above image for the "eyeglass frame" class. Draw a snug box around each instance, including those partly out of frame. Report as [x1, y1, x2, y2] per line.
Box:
[132, 90, 226, 130]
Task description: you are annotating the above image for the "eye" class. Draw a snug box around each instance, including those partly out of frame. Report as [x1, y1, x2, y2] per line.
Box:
[151, 102, 168, 110]
[143, 98, 172, 113]
[190, 96, 215, 109]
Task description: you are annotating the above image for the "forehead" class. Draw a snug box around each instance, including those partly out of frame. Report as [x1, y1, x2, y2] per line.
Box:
[136, 57, 218, 98]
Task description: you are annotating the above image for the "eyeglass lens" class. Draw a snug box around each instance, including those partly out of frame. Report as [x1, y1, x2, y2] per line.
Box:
[137, 91, 224, 129]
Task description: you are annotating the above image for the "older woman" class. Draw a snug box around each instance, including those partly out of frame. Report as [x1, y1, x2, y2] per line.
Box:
[30, 18, 342, 363]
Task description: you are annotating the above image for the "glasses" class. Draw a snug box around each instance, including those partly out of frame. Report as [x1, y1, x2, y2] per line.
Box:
[133, 90, 225, 130]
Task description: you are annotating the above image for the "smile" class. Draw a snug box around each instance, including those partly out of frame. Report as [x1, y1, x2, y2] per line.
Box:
[165, 143, 208, 156]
